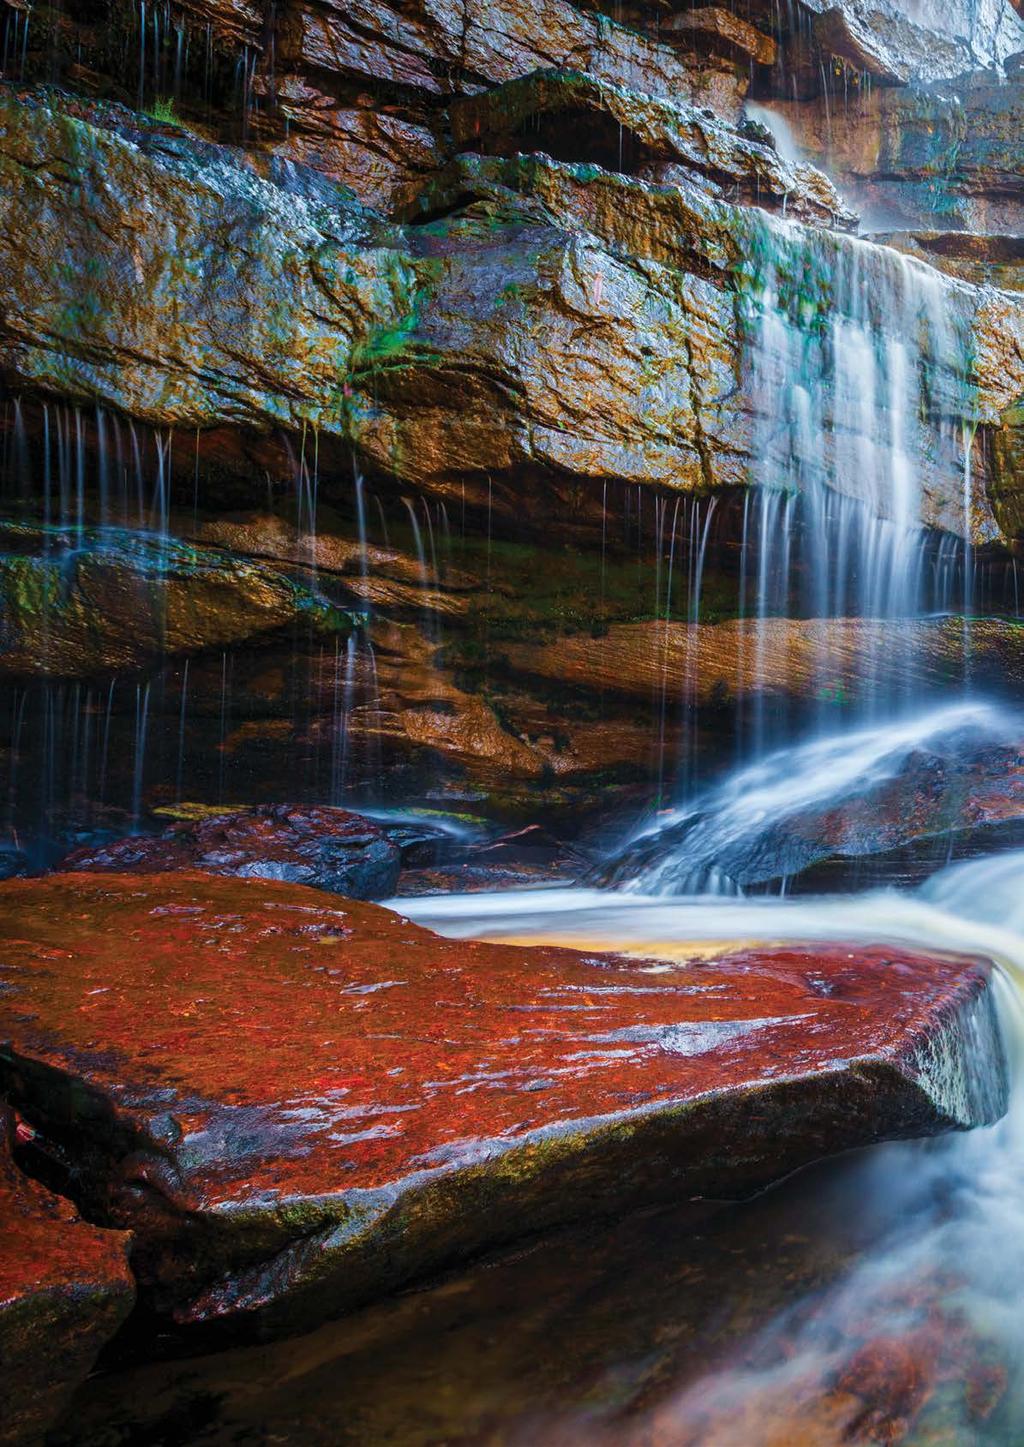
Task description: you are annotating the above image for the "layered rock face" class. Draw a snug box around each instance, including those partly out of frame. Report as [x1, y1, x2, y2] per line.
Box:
[2, 0, 1024, 827]
[0, 75, 1020, 517]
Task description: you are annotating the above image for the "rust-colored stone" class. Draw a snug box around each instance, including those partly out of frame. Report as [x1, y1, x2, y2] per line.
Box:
[662, 7, 776, 68]
[0, 1107, 134, 1447]
[0, 872, 1006, 1340]
[498, 616, 1024, 704]
[833, 1335, 930, 1441]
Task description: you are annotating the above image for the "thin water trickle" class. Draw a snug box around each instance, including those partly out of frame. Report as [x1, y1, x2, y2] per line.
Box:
[175, 659, 189, 804]
[131, 681, 151, 828]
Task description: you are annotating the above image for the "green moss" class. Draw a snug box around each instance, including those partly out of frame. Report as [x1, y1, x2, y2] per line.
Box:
[427, 531, 740, 644]
[144, 96, 179, 125]
[0, 556, 63, 618]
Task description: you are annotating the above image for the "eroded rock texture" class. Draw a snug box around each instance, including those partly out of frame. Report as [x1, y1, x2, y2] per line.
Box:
[0, 522, 349, 677]
[58, 803, 407, 896]
[0, 873, 1007, 1341]
[1, 77, 1021, 522]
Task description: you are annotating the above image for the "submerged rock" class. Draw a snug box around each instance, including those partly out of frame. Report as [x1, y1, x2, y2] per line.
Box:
[58, 804, 406, 899]
[0, 1107, 134, 1447]
[0, 872, 1007, 1341]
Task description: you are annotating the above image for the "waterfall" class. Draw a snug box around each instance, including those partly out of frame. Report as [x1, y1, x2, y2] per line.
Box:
[598, 213, 1000, 889]
[736, 212, 980, 752]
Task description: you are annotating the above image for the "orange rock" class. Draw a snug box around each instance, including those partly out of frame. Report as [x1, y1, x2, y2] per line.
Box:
[834, 1336, 930, 1442]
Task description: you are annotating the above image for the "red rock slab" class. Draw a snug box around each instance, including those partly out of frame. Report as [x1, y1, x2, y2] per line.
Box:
[0, 1108, 134, 1446]
[0, 873, 1006, 1342]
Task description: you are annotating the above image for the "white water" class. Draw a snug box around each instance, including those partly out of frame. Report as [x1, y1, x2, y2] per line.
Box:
[734, 211, 981, 765]
[603, 699, 1023, 893]
[398, 848, 1024, 1442]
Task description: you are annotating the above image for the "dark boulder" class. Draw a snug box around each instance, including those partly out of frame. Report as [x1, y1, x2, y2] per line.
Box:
[0, 1107, 134, 1447]
[58, 804, 405, 900]
[599, 714, 1024, 893]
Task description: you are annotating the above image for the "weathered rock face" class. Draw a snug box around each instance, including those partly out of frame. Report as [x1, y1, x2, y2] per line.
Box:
[0, 873, 1007, 1340]
[58, 804, 407, 897]
[448, 70, 855, 227]
[2, 81, 1020, 538]
[0, 88, 411, 437]
[5, 484, 1024, 834]
[871, 231, 1024, 292]
[0, 1107, 135, 1447]
[770, 73, 1024, 234]
[0, 522, 349, 678]
[495, 616, 1024, 709]
[781, 0, 1024, 88]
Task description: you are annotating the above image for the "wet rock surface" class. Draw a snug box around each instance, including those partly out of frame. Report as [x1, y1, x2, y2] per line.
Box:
[0, 1106, 135, 1447]
[0, 86, 411, 438]
[449, 69, 854, 227]
[772, 69, 1024, 234]
[57, 804, 409, 899]
[0, 872, 1007, 1342]
[2, 78, 1021, 542]
[44, 1140, 1018, 1445]
[395, 823, 591, 894]
[776, 0, 1023, 91]
[498, 615, 1024, 706]
[0, 522, 349, 678]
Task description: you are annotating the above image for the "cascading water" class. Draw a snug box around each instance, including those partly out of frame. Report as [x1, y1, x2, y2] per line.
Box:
[594, 209, 1001, 890]
[735, 210, 980, 751]
[601, 700, 1024, 894]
